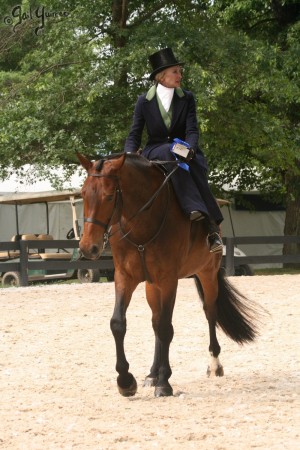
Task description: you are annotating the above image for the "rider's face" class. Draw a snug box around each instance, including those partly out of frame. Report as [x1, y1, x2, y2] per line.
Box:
[159, 65, 183, 88]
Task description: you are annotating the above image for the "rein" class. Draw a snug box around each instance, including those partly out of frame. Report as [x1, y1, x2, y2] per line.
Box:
[124, 163, 178, 223]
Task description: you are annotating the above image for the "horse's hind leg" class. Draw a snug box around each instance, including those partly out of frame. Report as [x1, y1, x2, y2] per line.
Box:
[206, 316, 224, 377]
[195, 273, 224, 377]
[110, 281, 138, 397]
[145, 283, 177, 397]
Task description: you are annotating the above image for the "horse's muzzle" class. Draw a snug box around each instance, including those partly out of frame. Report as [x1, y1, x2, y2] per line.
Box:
[79, 240, 102, 260]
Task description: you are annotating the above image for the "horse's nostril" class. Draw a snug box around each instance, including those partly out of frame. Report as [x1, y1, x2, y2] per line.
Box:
[91, 245, 99, 256]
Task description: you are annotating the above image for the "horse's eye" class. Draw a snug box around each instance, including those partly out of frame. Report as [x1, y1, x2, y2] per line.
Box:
[106, 194, 114, 201]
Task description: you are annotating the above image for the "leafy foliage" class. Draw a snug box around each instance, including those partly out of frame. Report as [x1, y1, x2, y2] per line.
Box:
[0, 1, 299, 220]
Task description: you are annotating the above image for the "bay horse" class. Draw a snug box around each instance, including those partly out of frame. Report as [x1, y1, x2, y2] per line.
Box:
[78, 152, 258, 397]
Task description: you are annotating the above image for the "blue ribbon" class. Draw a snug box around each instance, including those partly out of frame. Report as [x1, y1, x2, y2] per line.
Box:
[170, 138, 190, 172]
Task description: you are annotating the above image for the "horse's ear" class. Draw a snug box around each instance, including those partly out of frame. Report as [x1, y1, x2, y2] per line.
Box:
[76, 152, 93, 171]
[110, 153, 126, 172]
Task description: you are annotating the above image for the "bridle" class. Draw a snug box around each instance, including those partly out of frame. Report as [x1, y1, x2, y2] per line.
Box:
[83, 162, 179, 282]
[83, 173, 121, 250]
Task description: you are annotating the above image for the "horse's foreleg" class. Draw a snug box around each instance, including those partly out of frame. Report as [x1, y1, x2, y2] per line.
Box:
[110, 287, 137, 397]
[144, 334, 160, 387]
[146, 283, 177, 397]
[144, 284, 161, 388]
[199, 274, 224, 377]
[154, 308, 174, 397]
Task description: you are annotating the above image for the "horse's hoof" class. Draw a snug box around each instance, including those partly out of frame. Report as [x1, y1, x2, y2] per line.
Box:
[154, 384, 173, 397]
[117, 375, 137, 397]
[143, 376, 158, 387]
[215, 365, 224, 377]
[207, 364, 224, 377]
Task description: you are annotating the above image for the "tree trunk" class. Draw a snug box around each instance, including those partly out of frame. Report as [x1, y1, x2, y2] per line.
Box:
[283, 172, 300, 269]
[112, 0, 128, 48]
[111, 0, 129, 87]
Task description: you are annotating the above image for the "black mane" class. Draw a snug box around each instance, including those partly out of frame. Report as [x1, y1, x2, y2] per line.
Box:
[95, 152, 152, 172]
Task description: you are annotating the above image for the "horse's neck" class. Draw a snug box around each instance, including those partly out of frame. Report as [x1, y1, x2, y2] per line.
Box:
[120, 161, 164, 220]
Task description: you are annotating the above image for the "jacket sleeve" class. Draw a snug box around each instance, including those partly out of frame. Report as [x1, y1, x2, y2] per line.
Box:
[184, 91, 208, 171]
[184, 92, 200, 151]
[124, 96, 145, 153]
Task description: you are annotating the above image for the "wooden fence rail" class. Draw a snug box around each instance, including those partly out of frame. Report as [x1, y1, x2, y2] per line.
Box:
[0, 240, 114, 287]
[1, 236, 299, 286]
[223, 236, 300, 276]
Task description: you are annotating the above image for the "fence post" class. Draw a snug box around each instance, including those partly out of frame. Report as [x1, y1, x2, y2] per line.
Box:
[19, 241, 29, 287]
[225, 237, 235, 276]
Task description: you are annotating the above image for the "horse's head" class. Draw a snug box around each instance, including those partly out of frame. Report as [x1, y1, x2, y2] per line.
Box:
[77, 152, 126, 260]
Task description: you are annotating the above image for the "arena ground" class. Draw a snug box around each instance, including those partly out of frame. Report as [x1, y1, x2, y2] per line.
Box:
[0, 275, 299, 449]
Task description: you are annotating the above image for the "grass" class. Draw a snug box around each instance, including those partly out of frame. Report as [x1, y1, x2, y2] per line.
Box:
[1, 269, 300, 289]
[253, 267, 300, 275]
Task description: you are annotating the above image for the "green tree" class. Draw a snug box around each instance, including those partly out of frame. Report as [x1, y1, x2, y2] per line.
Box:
[0, 0, 299, 260]
[208, 0, 300, 261]
[0, 0, 188, 183]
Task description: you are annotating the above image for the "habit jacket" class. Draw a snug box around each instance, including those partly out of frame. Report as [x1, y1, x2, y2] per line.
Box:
[124, 85, 223, 224]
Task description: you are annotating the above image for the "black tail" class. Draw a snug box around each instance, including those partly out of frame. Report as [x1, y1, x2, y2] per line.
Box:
[194, 270, 261, 344]
[216, 270, 260, 343]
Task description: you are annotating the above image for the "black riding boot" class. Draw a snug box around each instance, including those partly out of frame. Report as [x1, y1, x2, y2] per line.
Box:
[207, 219, 223, 253]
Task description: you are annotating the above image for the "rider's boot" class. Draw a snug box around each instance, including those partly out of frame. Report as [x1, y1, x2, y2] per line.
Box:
[207, 219, 223, 253]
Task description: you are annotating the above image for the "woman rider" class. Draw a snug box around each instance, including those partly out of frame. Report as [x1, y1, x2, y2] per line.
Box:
[124, 48, 223, 252]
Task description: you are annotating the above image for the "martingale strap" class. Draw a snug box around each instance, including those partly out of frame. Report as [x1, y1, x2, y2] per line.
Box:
[119, 178, 172, 285]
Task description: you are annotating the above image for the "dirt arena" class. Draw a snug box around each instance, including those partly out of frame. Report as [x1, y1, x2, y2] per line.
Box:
[0, 275, 299, 449]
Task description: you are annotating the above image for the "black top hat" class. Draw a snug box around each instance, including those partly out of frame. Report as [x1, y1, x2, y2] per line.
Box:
[149, 47, 184, 80]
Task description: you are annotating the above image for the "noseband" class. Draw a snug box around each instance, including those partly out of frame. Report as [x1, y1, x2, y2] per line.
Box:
[84, 173, 121, 248]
